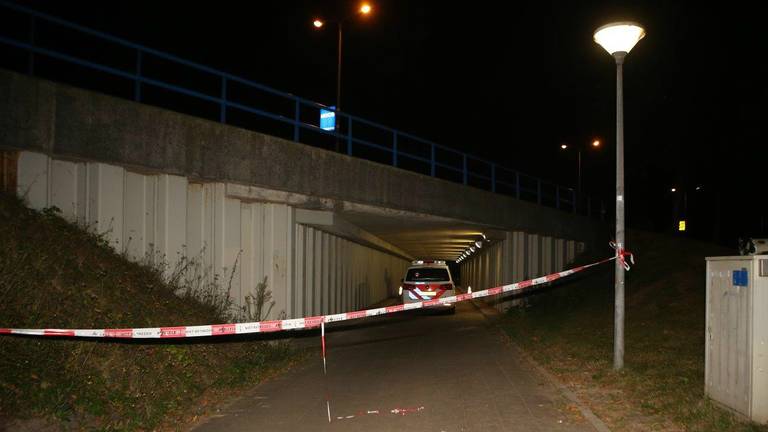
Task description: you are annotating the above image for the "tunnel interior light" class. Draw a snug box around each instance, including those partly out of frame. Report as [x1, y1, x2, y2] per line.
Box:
[560, 143, 568, 150]
[313, 19, 324, 28]
[470, 247, 476, 253]
[360, 3, 372, 14]
[475, 240, 482, 248]
[671, 187, 677, 192]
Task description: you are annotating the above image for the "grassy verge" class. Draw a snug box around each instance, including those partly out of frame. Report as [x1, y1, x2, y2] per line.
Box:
[501, 231, 768, 432]
[0, 193, 306, 430]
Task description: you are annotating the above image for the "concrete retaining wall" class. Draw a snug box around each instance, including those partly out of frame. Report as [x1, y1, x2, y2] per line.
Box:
[11, 150, 408, 319]
[460, 232, 581, 312]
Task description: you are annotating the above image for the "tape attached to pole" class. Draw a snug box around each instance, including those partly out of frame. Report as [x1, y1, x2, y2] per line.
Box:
[0, 246, 627, 339]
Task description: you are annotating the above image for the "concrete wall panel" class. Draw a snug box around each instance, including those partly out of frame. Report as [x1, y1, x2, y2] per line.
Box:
[541, 236, 553, 275]
[17, 151, 49, 210]
[13, 150, 409, 321]
[87, 162, 124, 249]
[123, 171, 150, 261]
[555, 238, 565, 271]
[567, 240, 576, 264]
[50, 159, 86, 223]
[527, 233, 540, 278]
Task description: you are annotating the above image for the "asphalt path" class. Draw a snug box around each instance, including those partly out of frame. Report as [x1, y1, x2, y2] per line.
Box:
[192, 302, 598, 432]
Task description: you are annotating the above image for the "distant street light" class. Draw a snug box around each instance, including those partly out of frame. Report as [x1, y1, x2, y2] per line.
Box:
[558, 138, 602, 196]
[594, 21, 645, 371]
[313, 3, 374, 152]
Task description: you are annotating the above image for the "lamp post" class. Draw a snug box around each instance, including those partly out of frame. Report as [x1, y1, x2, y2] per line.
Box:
[594, 21, 645, 371]
[559, 139, 601, 196]
[313, 3, 373, 152]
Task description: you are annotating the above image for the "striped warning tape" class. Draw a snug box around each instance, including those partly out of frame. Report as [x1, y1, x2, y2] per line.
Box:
[0, 253, 624, 339]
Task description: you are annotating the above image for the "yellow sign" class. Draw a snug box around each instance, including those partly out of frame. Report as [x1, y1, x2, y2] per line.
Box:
[678, 220, 686, 231]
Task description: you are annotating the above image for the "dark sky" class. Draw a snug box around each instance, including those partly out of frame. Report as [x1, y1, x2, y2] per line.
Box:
[3, 0, 766, 244]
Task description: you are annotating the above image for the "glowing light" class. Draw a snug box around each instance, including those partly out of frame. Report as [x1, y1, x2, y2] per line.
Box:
[671, 187, 677, 192]
[560, 143, 568, 150]
[592, 139, 601, 147]
[360, 3, 372, 14]
[678, 220, 686, 232]
[313, 19, 324, 28]
[594, 22, 646, 55]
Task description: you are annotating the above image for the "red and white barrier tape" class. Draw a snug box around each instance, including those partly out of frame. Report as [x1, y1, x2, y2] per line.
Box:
[0, 246, 631, 339]
[609, 241, 636, 271]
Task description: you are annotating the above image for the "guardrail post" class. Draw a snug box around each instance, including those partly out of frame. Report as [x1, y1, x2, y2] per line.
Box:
[134, 50, 142, 102]
[515, 172, 521, 199]
[220, 76, 228, 123]
[28, 15, 35, 75]
[392, 132, 398, 167]
[293, 99, 300, 142]
[463, 155, 468, 185]
[491, 163, 496, 193]
[556, 187, 561, 209]
[347, 116, 353, 156]
[430, 143, 436, 177]
[537, 180, 542, 205]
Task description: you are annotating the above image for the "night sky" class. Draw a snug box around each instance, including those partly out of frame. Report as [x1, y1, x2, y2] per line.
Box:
[3, 0, 765, 246]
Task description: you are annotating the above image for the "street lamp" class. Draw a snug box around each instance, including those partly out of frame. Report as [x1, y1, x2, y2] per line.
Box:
[313, 3, 374, 152]
[594, 21, 645, 371]
[558, 138, 601, 196]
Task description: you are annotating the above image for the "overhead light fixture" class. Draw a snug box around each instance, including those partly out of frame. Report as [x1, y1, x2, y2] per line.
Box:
[475, 241, 482, 248]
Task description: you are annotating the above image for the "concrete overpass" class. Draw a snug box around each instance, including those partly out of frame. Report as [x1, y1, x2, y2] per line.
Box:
[0, 69, 606, 319]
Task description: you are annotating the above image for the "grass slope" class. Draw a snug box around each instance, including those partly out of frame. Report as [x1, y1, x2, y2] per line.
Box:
[502, 231, 768, 431]
[0, 193, 300, 430]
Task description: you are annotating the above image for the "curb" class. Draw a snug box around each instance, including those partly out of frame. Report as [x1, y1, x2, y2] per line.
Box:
[471, 299, 611, 432]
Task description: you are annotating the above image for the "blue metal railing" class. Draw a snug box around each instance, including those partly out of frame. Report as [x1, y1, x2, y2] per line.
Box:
[0, 1, 602, 217]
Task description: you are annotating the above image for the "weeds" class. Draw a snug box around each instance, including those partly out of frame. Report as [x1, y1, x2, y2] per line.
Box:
[0, 192, 298, 431]
[240, 276, 276, 322]
[501, 231, 767, 432]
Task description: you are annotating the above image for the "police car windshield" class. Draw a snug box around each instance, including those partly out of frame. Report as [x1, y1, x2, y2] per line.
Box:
[406, 268, 449, 282]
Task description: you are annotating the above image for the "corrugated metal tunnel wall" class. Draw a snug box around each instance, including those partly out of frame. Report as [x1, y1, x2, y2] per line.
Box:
[460, 232, 583, 312]
[11, 150, 409, 320]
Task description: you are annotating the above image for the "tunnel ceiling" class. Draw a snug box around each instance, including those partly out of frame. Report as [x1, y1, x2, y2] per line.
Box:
[339, 210, 506, 262]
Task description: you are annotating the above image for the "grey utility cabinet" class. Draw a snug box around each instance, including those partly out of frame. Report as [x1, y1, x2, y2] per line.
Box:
[705, 256, 768, 423]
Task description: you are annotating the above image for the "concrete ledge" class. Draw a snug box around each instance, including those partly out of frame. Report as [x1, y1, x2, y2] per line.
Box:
[0, 69, 605, 245]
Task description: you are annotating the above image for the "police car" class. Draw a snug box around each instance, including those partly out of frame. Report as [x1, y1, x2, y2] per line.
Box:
[399, 260, 456, 312]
